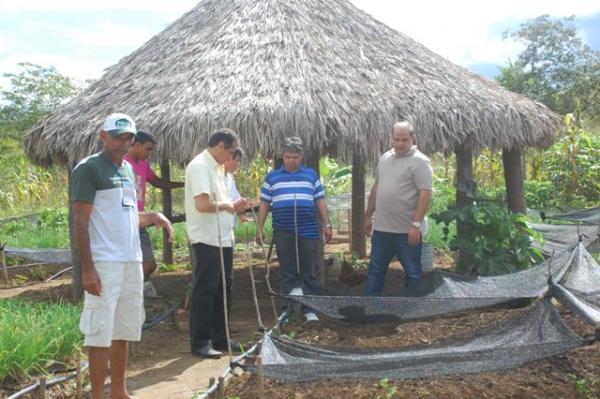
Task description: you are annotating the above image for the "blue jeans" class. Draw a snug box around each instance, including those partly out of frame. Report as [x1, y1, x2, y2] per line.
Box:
[364, 231, 422, 295]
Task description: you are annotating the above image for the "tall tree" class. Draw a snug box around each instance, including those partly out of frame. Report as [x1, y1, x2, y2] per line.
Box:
[497, 15, 600, 121]
[0, 63, 81, 140]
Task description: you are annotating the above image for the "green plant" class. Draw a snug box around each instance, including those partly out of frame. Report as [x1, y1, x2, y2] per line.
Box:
[0, 299, 82, 381]
[377, 378, 398, 399]
[432, 188, 544, 275]
[319, 157, 352, 196]
[568, 373, 598, 399]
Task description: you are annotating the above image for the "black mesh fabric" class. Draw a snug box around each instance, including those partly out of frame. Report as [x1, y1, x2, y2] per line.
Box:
[551, 244, 600, 326]
[260, 298, 585, 381]
[547, 207, 600, 225]
[531, 223, 600, 255]
[279, 244, 582, 322]
[5, 247, 71, 264]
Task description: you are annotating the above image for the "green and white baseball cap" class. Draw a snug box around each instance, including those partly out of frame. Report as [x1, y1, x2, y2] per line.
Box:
[102, 113, 137, 136]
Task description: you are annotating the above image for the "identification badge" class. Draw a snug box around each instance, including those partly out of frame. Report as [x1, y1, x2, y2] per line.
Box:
[121, 181, 136, 208]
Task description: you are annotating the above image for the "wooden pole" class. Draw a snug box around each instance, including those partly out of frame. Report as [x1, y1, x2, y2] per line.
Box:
[256, 355, 265, 399]
[304, 147, 326, 282]
[68, 165, 83, 300]
[161, 161, 174, 265]
[502, 147, 527, 213]
[218, 376, 225, 399]
[455, 143, 474, 271]
[1, 243, 8, 287]
[75, 350, 83, 399]
[38, 377, 46, 399]
[208, 377, 215, 399]
[351, 146, 366, 258]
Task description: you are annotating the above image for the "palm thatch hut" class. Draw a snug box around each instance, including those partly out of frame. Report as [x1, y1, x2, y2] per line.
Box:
[24, 0, 558, 294]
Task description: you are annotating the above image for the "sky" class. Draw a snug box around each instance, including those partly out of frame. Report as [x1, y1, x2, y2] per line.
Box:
[1, 0, 599, 88]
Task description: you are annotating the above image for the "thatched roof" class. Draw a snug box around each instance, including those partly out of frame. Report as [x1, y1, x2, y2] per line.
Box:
[24, 0, 559, 167]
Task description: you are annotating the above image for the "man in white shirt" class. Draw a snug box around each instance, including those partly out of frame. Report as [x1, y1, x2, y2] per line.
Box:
[185, 129, 248, 358]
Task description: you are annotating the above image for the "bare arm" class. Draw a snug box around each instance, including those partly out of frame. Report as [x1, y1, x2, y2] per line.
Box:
[255, 201, 270, 243]
[363, 182, 378, 237]
[148, 176, 184, 190]
[139, 211, 174, 242]
[407, 189, 433, 246]
[73, 201, 102, 296]
[194, 193, 235, 214]
[315, 198, 332, 243]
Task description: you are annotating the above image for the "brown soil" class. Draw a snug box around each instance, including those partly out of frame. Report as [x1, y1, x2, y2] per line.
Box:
[3, 246, 599, 399]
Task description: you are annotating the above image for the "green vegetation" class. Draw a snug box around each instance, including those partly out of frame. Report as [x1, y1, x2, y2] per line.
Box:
[0, 208, 69, 248]
[0, 299, 81, 381]
[376, 378, 398, 399]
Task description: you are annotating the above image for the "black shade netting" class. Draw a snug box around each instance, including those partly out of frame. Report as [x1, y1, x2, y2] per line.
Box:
[5, 247, 71, 264]
[259, 298, 585, 381]
[531, 223, 600, 255]
[551, 244, 600, 326]
[545, 207, 600, 225]
[278, 244, 583, 323]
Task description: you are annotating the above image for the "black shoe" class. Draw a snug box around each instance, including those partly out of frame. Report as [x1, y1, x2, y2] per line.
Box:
[212, 339, 242, 353]
[191, 345, 222, 358]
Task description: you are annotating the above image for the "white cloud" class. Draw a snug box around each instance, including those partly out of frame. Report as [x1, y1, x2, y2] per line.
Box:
[0, 0, 198, 21]
[350, 0, 600, 66]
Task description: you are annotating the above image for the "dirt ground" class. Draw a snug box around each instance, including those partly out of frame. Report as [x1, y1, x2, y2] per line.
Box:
[2, 244, 600, 398]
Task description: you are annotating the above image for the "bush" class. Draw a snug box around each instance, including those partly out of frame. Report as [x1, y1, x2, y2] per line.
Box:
[432, 197, 544, 276]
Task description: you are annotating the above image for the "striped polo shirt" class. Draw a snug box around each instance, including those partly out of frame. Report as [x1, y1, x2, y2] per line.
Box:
[260, 165, 325, 239]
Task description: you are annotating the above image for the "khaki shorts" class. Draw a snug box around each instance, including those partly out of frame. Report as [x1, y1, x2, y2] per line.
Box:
[79, 262, 145, 347]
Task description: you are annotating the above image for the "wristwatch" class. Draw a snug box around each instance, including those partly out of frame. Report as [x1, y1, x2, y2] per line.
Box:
[411, 221, 421, 229]
[324, 224, 332, 229]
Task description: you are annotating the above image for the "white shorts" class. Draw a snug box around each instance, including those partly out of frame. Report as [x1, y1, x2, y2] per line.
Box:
[79, 262, 145, 347]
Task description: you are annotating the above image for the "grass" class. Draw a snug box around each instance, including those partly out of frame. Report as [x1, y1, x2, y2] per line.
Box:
[0, 299, 82, 381]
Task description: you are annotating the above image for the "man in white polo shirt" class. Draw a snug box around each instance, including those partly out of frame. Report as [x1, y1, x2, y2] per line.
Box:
[363, 121, 433, 294]
[72, 113, 173, 399]
[185, 129, 248, 358]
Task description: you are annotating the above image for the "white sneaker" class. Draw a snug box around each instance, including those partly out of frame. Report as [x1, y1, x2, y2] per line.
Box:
[304, 312, 319, 322]
[289, 287, 304, 296]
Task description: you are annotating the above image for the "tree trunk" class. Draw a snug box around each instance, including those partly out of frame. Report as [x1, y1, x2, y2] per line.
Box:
[503, 147, 527, 213]
[351, 147, 366, 258]
[68, 165, 83, 300]
[161, 161, 174, 264]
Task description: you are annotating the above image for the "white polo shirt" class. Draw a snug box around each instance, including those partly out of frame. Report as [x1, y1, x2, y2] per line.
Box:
[185, 149, 234, 247]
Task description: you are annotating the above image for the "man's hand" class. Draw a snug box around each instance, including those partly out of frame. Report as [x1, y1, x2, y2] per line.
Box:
[233, 198, 249, 213]
[82, 265, 102, 296]
[324, 225, 333, 243]
[255, 229, 267, 245]
[408, 225, 421, 246]
[153, 212, 174, 242]
[363, 217, 373, 237]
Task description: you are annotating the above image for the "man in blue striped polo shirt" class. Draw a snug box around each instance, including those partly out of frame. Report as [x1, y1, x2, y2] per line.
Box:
[256, 137, 332, 322]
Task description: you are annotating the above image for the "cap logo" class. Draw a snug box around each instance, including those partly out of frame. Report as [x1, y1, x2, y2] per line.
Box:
[115, 118, 132, 128]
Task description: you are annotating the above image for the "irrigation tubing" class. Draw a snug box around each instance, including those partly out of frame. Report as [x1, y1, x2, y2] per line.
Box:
[197, 311, 289, 399]
[6, 362, 89, 399]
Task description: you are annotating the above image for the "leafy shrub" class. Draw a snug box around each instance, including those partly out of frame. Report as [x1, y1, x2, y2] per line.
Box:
[432, 194, 544, 275]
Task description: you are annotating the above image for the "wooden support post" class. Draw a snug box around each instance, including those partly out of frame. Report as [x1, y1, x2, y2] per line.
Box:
[256, 355, 265, 399]
[304, 147, 326, 282]
[502, 147, 527, 213]
[1, 243, 8, 287]
[351, 147, 366, 258]
[218, 376, 225, 399]
[455, 143, 474, 271]
[161, 161, 174, 265]
[208, 377, 215, 399]
[75, 350, 83, 399]
[68, 165, 83, 300]
[38, 377, 46, 399]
